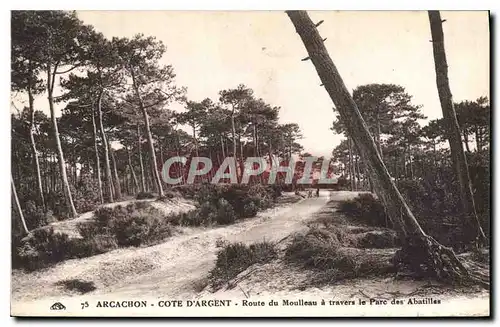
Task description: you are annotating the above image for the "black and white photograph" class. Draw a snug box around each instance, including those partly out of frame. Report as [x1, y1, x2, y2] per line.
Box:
[9, 10, 490, 317]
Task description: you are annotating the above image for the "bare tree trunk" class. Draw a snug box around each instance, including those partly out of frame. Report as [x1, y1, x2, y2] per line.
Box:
[230, 108, 241, 181]
[91, 104, 104, 204]
[287, 11, 487, 286]
[12, 175, 29, 235]
[27, 72, 45, 210]
[463, 130, 471, 153]
[355, 154, 361, 188]
[137, 124, 146, 192]
[47, 65, 77, 217]
[428, 10, 486, 244]
[96, 91, 114, 203]
[108, 139, 122, 200]
[130, 67, 164, 197]
[126, 145, 139, 194]
[220, 135, 226, 158]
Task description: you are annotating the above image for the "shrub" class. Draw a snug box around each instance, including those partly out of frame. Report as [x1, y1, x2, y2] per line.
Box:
[14, 228, 76, 271]
[45, 190, 68, 218]
[396, 177, 489, 248]
[209, 241, 277, 288]
[13, 202, 177, 271]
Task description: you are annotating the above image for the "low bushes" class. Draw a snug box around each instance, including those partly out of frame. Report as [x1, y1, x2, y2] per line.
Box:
[82, 202, 174, 248]
[338, 193, 390, 228]
[209, 241, 277, 289]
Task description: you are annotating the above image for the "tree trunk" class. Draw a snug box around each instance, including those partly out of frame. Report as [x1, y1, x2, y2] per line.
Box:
[137, 124, 146, 192]
[47, 65, 77, 217]
[348, 136, 355, 191]
[409, 146, 414, 180]
[96, 91, 114, 203]
[12, 175, 29, 235]
[126, 145, 139, 194]
[159, 137, 164, 164]
[91, 104, 104, 204]
[27, 72, 45, 210]
[474, 127, 481, 152]
[220, 135, 226, 158]
[130, 67, 164, 197]
[428, 11, 486, 244]
[108, 139, 122, 200]
[375, 110, 383, 158]
[287, 11, 487, 286]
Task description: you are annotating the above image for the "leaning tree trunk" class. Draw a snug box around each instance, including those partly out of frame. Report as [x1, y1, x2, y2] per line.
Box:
[287, 10, 487, 287]
[428, 10, 486, 245]
[27, 75, 45, 210]
[91, 104, 104, 204]
[96, 91, 114, 203]
[47, 66, 78, 217]
[130, 67, 164, 197]
[11, 175, 29, 235]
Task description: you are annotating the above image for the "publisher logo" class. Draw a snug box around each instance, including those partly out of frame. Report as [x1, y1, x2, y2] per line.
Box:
[50, 302, 66, 310]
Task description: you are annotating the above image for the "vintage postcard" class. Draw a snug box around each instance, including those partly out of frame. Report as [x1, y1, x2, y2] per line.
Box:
[10, 10, 490, 317]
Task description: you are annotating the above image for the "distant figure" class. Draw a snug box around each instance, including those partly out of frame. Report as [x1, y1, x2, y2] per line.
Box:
[315, 187, 320, 197]
[307, 190, 313, 198]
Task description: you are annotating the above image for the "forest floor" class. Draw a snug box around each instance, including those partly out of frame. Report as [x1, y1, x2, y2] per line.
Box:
[11, 191, 489, 317]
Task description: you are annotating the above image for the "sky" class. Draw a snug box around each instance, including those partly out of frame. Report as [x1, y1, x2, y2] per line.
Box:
[13, 11, 490, 157]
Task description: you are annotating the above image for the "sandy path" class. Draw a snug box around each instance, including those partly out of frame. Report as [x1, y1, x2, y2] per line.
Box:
[12, 191, 337, 306]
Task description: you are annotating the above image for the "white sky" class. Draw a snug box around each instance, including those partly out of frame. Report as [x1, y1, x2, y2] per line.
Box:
[13, 11, 489, 157]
